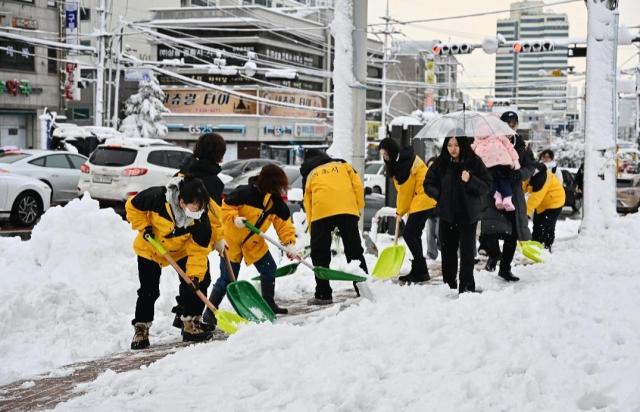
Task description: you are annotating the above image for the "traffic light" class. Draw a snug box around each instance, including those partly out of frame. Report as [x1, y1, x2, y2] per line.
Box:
[512, 40, 555, 54]
[431, 42, 474, 56]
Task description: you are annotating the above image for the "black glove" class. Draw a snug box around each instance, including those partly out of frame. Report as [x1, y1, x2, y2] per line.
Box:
[143, 225, 154, 240]
[191, 277, 200, 291]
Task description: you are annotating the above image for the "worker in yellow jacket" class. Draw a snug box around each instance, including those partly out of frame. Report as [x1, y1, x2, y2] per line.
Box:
[125, 176, 214, 350]
[379, 138, 437, 283]
[301, 149, 367, 305]
[203, 165, 297, 324]
[523, 163, 566, 251]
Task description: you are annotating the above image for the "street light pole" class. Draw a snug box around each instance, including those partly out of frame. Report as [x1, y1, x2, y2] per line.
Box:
[94, 0, 108, 127]
[581, 0, 619, 232]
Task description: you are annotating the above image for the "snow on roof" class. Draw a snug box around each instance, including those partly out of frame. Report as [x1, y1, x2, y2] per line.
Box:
[144, 17, 257, 27]
[389, 116, 423, 130]
[103, 137, 172, 147]
[52, 126, 94, 138]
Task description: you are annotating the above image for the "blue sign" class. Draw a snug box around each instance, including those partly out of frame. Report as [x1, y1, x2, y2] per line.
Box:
[65, 8, 78, 31]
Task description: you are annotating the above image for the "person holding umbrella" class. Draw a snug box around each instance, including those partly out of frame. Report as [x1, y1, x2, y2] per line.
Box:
[378, 138, 437, 284]
[481, 111, 537, 281]
[423, 131, 491, 293]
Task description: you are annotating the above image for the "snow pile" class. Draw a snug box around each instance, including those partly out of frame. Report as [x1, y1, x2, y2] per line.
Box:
[53, 215, 640, 411]
[326, 0, 354, 163]
[389, 115, 423, 130]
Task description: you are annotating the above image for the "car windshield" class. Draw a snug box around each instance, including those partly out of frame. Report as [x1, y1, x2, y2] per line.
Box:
[221, 160, 245, 171]
[617, 179, 634, 188]
[0, 153, 30, 163]
[284, 167, 300, 185]
[90, 147, 137, 167]
[365, 163, 381, 174]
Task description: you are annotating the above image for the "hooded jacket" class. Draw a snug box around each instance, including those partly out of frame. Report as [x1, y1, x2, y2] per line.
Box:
[222, 178, 296, 265]
[471, 135, 521, 169]
[125, 185, 212, 280]
[301, 151, 364, 226]
[523, 165, 566, 216]
[177, 155, 224, 247]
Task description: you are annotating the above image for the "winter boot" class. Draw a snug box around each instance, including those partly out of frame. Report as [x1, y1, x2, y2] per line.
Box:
[307, 296, 333, 306]
[261, 279, 288, 315]
[202, 287, 225, 327]
[494, 192, 504, 210]
[398, 257, 429, 284]
[498, 270, 520, 282]
[502, 196, 515, 212]
[181, 316, 214, 342]
[485, 254, 500, 272]
[131, 322, 151, 350]
[171, 303, 183, 330]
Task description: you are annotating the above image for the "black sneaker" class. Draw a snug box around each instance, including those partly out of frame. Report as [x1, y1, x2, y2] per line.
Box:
[498, 271, 520, 282]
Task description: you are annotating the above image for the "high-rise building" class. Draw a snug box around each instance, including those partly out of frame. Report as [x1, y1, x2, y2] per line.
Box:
[494, 0, 569, 113]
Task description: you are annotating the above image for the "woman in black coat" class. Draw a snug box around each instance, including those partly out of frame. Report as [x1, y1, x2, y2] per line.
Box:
[424, 134, 491, 293]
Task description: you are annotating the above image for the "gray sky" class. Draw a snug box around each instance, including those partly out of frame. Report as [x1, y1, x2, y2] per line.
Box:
[368, 0, 640, 100]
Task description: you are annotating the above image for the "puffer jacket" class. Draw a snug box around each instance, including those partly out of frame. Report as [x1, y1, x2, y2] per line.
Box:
[222, 179, 296, 265]
[472, 135, 521, 169]
[301, 155, 364, 225]
[524, 169, 566, 216]
[388, 148, 437, 216]
[125, 186, 211, 280]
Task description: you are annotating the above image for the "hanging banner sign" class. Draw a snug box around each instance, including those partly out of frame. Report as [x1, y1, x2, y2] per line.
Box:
[259, 91, 326, 119]
[65, 0, 79, 51]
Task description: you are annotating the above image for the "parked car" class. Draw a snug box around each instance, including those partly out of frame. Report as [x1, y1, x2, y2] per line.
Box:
[221, 158, 282, 179]
[559, 167, 582, 214]
[0, 171, 51, 227]
[222, 165, 300, 197]
[364, 161, 385, 194]
[77, 138, 192, 203]
[0, 150, 88, 204]
[616, 174, 640, 214]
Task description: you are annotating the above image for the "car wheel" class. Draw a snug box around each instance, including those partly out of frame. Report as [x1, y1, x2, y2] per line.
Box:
[10, 191, 43, 227]
[572, 196, 582, 214]
[373, 186, 382, 194]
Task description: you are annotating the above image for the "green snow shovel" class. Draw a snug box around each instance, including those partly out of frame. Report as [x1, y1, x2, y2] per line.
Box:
[144, 234, 249, 335]
[372, 216, 406, 280]
[223, 250, 276, 323]
[250, 246, 311, 281]
[243, 221, 374, 301]
[518, 240, 544, 263]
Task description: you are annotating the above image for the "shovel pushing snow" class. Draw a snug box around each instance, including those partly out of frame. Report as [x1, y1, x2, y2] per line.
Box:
[518, 240, 544, 263]
[372, 217, 406, 280]
[145, 234, 249, 335]
[243, 221, 375, 301]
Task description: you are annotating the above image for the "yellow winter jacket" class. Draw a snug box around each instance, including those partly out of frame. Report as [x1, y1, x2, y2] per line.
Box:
[303, 160, 365, 225]
[524, 171, 566, 216]
[125, 187, 212, 281]
[222, 182, 296, 265]
[393, 156, 437, 216]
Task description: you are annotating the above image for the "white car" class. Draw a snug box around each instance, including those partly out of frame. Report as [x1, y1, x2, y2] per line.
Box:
[78, 138, 193, 203]
[0, 171, 51, 227]
[0, 150, 88, 204]
[364, 161, 386, 194]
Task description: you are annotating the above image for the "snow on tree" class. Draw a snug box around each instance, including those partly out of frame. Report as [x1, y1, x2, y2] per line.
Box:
[119, 73, 169, 139]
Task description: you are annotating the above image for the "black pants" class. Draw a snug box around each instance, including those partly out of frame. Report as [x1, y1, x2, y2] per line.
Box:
[133, 256, 211, 325]
[403, 209, 434, 261]
[484, 211, 518, 273]
[532, 207, 562, 249]
[439, 219, 478, 292]
[311, 214, 368, 299]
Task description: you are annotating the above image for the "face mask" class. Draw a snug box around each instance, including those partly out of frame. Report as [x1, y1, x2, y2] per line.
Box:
[184, 208, 204, 220]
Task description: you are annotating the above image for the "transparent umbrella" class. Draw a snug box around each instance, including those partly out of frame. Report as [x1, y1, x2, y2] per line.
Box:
[414, 110, 516, 140]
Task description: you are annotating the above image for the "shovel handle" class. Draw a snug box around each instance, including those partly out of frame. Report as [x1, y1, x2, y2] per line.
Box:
[394, 216, 402, 245]
[222, 250, 237, 282]
[244, 221, 315, 271]
[145, 234, 219, 315]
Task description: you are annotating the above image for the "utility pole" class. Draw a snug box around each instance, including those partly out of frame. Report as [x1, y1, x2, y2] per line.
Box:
[581, 0, 619, 232]
[352, 0, 367, 177]
[379, 0, 390, 140]
[94, 0, 108, 127]
[111, 23, 124, 129]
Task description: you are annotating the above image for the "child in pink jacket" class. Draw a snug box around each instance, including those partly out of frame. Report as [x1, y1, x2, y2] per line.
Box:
[471, 134, 521, 211]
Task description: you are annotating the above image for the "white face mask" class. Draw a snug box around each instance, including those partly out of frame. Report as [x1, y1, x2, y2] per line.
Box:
[184, 208, 204, 220]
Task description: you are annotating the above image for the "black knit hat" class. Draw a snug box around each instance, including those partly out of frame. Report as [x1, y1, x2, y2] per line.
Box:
[378, 137, 400, 160]
[500, 111, 519, 124]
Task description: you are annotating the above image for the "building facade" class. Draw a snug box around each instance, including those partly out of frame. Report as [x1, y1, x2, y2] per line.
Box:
[0, 0, 62, 148]
[494, 0, 569, 113]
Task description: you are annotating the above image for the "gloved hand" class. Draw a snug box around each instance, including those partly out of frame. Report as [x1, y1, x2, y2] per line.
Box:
[234, 216, 248, 229]
[143, 225, 154, 240]
[191, 277, 200, 290]
[214, 239, 228, 254]
[283, 243, 299, 260]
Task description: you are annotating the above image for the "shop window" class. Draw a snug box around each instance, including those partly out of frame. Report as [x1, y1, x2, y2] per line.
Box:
[0, 40, 35, 71]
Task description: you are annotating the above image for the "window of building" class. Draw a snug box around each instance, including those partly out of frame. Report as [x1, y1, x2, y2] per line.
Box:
[0, 40, 35, 71]
[80, 7, 91, 21]
[48, 48, 58, 74]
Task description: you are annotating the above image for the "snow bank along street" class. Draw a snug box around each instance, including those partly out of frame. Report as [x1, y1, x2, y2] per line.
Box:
[0, 197, 639, 411]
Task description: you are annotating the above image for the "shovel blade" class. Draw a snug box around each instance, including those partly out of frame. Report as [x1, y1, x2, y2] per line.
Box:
[372, 244, 406, 280]
[215, 310, 249, 335]
[251, 262, 300, 281]
[520, 241, 544, 263]
[226, 280, 276, 323]
[313, 266, 368, 282]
